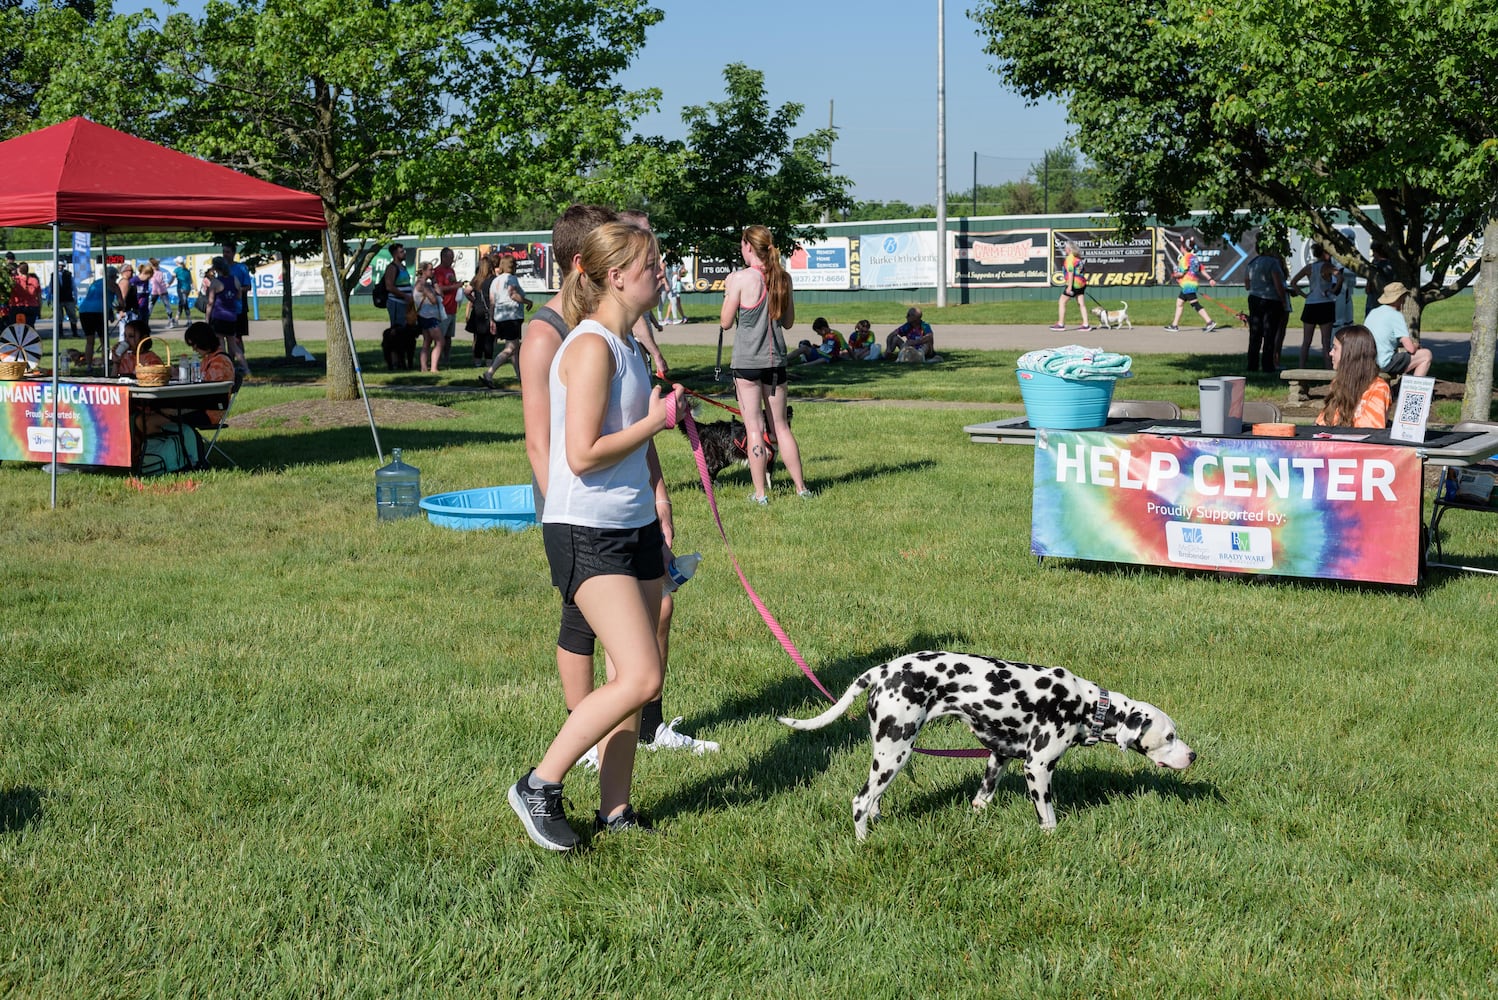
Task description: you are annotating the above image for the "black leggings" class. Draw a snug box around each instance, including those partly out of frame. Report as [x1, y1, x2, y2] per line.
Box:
[1247, 296, 1285, 372]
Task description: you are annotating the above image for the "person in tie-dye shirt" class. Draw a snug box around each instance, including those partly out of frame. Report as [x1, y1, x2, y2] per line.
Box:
[1165, 236, 1219, 332]
[1051, 241, 1091, 331]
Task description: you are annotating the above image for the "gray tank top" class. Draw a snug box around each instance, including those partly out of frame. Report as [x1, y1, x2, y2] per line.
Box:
[731, 274, 786, 368]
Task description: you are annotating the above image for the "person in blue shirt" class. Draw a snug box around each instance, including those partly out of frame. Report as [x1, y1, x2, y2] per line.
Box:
[1364, 282, 1432, 377]
[78, 265, 123, 371]
[221, 241, 254, 380]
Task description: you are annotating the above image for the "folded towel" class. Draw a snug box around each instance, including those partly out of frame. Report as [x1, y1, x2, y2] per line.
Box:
[1016, 344, 1133, 380]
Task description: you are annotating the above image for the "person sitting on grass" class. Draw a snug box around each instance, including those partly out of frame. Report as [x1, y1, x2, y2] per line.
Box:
[1315, 325, 1390, 429]
[885, 307, 937, 361]
[847, 318, 878, 360]
[787, 317, 847, 364]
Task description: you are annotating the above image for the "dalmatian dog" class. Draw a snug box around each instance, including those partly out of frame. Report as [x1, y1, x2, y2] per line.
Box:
[779, 651, 1195, 839]
[1092, 299, 1132, 330]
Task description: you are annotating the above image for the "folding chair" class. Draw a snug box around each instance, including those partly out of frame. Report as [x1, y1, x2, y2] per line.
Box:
[198, 390, 239, 468]
[1241, 400, 1283, 424]
[1107, 399, 1182, 420]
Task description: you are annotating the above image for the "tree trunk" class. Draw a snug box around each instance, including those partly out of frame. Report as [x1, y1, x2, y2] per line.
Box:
[1463, 214, 1498, 422]
[322, 257, 357, 401]
[280, 247, 298, 357]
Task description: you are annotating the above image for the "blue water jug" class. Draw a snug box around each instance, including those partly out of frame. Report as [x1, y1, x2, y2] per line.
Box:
[375, 448, 421, 520]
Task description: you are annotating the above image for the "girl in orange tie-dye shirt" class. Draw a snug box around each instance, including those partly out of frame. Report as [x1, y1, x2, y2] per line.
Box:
[1317, 326, 1389, 429]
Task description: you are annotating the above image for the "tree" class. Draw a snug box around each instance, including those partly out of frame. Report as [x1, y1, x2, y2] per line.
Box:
[972, 0, 1498, 417]
[0, 0, 95, 138]
[25, 0, 667, 401]
[651, 63, 852, 263]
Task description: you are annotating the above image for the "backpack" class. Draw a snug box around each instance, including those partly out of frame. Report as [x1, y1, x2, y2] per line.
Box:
[139, 424, 203, 476]
[371, 279, 389, 309]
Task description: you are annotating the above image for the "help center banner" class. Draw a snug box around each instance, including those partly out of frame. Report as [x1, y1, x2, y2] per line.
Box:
[1030, 431, 1422, 584]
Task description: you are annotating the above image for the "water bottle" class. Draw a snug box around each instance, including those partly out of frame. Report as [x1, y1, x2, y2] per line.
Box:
[666, 551, 701, 593]
[375, 448, 422, 520]
[190, 357, 202, 382]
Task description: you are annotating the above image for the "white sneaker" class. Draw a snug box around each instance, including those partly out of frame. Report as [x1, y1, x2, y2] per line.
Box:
[579, 744, 600, 771]
[646, 717, 719, 754]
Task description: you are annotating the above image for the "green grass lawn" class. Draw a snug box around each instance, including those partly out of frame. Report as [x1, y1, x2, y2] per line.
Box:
[3, 345, 1497, 996]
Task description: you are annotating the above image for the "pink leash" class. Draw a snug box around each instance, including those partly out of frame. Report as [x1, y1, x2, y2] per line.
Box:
[667, 394, 988, 758]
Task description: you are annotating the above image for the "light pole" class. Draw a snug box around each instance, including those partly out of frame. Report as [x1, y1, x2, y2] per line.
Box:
[936, 0, 948, 308]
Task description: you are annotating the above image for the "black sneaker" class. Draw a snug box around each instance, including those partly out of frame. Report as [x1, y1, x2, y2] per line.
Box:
[508, 770, 579, 851]
[593, 805, 657, 835]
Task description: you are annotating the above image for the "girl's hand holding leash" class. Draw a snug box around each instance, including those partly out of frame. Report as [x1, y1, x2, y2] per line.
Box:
[653, 383, 686, 431]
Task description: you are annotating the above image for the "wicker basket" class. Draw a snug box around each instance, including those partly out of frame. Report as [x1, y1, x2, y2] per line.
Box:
[0, 359, 27, 380]
[136, 339, 172, 387]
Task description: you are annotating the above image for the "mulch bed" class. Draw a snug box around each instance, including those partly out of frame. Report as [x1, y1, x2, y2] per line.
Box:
[230, 399, 459, 430]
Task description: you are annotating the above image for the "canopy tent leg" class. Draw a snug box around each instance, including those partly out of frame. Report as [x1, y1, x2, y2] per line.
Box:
[324, 229, 383, 464]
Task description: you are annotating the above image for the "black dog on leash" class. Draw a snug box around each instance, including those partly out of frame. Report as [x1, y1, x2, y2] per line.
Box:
[382, 325, 418, 371]
[679, 405, 793, 481]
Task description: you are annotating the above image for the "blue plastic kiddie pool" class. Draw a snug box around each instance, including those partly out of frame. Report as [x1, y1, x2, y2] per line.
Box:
[420, 485, 536, 532]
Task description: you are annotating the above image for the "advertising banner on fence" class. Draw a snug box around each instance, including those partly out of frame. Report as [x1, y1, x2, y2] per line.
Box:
[1159, 226, 1259, 286]
[861, 231, 940, 289]
[692, 257, 736, 294]
[482, 243, 552, 292]
[1030, 430, 1422, 584]
[1052, 229, 1158, 289]
[787, 238, 852, 290]
[952, 229, 1050, 287]
[0, 380, 132, 467]
[250, 257, 329, 299]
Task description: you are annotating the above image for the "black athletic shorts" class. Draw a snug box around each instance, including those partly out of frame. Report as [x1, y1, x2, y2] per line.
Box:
[1300, 301, 1335, 325]
[731, 365, 789, 386]
[1177, 289, 1201, 305]
[1383, 350, 1414, 375]
[494, 319, 523, 341]
[543, 519, 665, 604]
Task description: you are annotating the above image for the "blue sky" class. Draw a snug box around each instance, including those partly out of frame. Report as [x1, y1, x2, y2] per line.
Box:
[115, 0, 1069, 205]
[619, 1, 1070, 203]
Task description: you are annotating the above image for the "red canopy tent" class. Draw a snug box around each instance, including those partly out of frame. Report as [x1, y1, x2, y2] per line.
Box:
[0, 118, 379, 504]
[0, 116, 325, 231]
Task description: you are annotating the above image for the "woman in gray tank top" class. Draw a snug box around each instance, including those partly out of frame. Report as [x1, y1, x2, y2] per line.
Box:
[720, 224, 811, 504]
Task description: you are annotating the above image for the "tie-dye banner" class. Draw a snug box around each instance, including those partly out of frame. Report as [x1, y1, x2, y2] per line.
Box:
[1031, 430, 1423, 584]
[0, 380, 132, 467]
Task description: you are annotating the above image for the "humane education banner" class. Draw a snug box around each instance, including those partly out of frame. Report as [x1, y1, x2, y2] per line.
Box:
[1030, 430, 1423, 584]
[951, 229, 1050, 288]
[0, 379, 132, 467]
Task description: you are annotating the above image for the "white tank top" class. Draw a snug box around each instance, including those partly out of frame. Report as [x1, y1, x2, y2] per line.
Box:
[542, 319, 654, 529]
[1305, 261, 1335, 304]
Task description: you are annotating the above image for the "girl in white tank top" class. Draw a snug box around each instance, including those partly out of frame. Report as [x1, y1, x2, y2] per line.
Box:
[508, 221, 685, 850]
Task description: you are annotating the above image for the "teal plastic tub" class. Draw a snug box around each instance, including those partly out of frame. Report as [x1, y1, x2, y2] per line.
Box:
[420, 485, 536, 532]
[1016, 369, 1116, 429]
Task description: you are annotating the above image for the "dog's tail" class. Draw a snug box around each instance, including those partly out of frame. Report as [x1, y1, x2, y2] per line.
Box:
[778, 667, 880, 731]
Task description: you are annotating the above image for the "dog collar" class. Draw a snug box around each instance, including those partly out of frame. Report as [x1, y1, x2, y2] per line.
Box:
[1084, 689, 1110, 746]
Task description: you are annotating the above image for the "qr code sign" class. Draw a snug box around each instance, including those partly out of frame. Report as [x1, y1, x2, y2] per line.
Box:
[1398, 391, 1425, 426]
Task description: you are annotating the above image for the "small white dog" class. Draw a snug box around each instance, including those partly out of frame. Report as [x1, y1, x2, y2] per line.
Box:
[1092, 300, 1131, 330]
